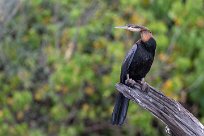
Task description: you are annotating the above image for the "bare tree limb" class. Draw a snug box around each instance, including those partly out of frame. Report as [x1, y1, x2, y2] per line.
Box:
[0, 0, 20, 39]
[65, 0, 100, 61]
[115, 82, 204, 136]
[0, 0, 20, 25]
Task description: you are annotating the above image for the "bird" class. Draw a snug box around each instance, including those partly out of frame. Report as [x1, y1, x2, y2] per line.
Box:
[111, 24, 157, 125]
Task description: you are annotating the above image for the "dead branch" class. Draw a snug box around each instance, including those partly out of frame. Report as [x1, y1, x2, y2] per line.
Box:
[115, 82, 204, 136]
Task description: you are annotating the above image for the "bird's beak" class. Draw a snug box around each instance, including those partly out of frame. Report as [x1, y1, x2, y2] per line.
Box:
[115, 25, 142, 32]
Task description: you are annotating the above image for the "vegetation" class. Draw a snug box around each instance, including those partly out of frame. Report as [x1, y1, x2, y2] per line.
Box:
[0, 0, 204, 135]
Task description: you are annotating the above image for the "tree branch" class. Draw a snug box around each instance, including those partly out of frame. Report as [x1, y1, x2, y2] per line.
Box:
[115, 82, 204, 136]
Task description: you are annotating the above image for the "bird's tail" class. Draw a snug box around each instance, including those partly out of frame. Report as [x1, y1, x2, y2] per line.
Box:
[111, 92, 129, 125]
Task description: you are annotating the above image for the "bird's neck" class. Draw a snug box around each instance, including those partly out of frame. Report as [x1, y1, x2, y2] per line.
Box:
[141, 30, 153, 42]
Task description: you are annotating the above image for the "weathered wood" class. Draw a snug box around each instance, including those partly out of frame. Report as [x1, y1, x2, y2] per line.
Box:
[115, 82, 204, 136]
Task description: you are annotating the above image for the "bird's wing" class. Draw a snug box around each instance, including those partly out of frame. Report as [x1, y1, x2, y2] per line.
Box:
[120, 43, 137, 83]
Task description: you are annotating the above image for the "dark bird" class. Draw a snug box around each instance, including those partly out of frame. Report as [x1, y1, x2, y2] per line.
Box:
[112, 24, 157, 125]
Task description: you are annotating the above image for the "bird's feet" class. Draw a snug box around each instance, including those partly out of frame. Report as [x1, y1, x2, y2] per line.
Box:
[140, 78, 149, 92]
[125, 75, 150, 92]
[125, 74, 137, 87]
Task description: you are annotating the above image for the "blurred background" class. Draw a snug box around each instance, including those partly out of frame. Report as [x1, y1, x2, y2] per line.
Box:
[0, 0, 204, 135]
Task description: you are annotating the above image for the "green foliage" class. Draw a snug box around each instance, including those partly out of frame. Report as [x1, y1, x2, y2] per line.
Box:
[12, 91, 32, 112]
[0, 0, 204, 135]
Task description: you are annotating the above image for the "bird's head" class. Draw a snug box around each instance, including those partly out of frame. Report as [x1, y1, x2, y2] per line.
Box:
[115, 24, 153, 42]
[115, 24, 149, 32]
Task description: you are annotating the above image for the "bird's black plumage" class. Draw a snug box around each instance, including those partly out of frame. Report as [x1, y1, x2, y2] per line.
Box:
[112, 37, 156, 125]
